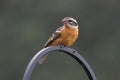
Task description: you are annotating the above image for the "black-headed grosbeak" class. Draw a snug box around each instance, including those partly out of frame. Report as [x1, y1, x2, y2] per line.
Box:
[39, 17, 79, 64]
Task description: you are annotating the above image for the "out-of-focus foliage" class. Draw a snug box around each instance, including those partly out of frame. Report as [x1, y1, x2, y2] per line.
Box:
[0, 0, 120, 80]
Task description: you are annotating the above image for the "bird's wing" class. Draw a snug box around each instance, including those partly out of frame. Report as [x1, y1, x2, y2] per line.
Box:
[40, 27, 63, 64]
[43, 26, 63, 47]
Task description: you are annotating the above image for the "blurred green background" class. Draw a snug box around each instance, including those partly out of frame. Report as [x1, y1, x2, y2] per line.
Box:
[0, 0, 120, 80]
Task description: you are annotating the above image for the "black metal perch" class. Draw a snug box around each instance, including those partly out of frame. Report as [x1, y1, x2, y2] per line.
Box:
[23, 45, 97, 80]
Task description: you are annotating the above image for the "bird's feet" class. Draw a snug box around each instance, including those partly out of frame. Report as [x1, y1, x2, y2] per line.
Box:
[59, 45, 65, 49]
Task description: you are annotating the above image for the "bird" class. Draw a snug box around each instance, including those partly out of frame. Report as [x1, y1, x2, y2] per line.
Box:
[39, 17, 79, 64]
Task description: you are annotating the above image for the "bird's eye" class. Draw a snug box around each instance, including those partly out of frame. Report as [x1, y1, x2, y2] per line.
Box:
[68, 20, 72, 22]
[68, 20, 78, 26]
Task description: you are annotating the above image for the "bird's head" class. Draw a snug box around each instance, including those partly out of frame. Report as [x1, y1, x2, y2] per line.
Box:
[61, 17, 78, 29]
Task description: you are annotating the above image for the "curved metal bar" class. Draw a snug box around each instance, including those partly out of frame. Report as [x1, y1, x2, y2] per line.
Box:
[23, 45, 96, 80]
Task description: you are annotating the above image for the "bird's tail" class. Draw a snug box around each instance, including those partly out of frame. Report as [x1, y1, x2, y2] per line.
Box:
[38, 54, 48, 64]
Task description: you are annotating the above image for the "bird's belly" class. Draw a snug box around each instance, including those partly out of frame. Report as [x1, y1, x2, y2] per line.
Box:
[49, 35, 77, 47]
[62, 36, 76, 46]
[48, 27, 78, 47]
[61, 28, 78, 46]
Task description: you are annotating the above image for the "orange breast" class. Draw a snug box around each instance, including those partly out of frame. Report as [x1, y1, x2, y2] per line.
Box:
[60, 26, 78, 46]
[48, 26, 78, 47]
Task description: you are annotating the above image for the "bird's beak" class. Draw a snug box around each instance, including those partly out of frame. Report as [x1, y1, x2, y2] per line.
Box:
[61, 20, 66, 24]
[61, 19, 67, 24]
